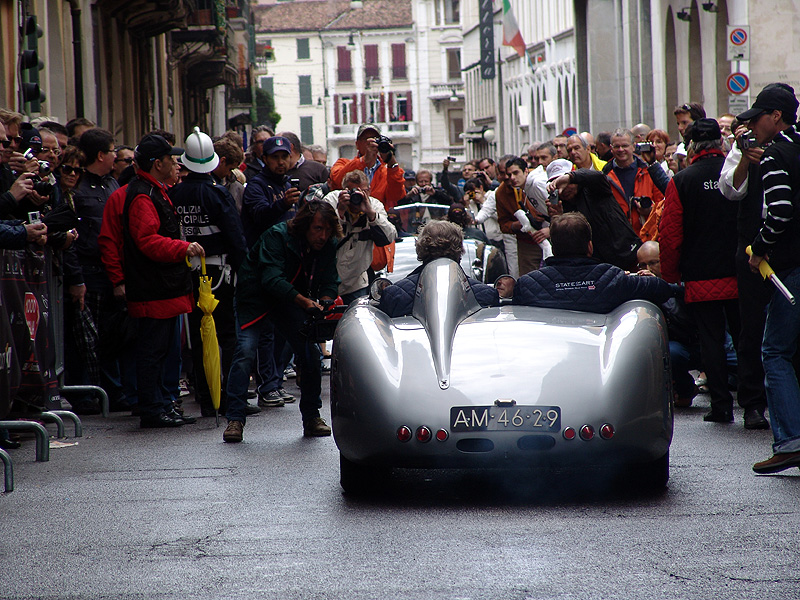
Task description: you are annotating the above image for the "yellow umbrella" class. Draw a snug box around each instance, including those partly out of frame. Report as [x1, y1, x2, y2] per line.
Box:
[196, 256, 222, 425]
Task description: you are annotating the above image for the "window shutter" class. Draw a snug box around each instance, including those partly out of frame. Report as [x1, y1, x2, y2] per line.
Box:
[300, 116, 314, 145]
[364, 44, 379, 79]
[337, 46, 352, 82]
[406, 91, 413, 121]
[299, 75, 312, 105]
[388, 91, 394, 120]
[351, 94, 358, 123]
[379, 93, 386, 123]
[360, 93, 367, 122]
[334, 94, 340, 125]
[391, 43, 406, 79]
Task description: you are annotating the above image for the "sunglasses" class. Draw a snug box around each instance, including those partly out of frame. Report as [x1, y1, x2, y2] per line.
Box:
[8, 136, 23, 145]
[0, 140, 11, 148]
[61, 165, 85, 175]
[115, 157, 134, 164]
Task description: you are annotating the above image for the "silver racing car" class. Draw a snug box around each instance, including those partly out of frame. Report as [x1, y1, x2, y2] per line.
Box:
[331, 259, 673, 494]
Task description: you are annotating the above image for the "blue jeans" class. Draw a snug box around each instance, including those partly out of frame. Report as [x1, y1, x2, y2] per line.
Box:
[226, 305, 322, 425]
[762, 266, 800, 454]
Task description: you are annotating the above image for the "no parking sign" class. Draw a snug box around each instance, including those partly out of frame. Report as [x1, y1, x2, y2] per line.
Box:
[727, 73, 749, 95]
[727, 26, 750, 60]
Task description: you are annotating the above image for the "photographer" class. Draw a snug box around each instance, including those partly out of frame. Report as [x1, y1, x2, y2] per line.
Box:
[399, 169, 452, 205]
[601, 128, 669, 242]
[330, 124, 405, 210]
[325, 170, 396, 303]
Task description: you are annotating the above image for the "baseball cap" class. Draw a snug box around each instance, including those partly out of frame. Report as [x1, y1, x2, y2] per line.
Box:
[356, 124, 380, 139]
[20, 123, 43, 151]
[262, 136, 291, 155]
[688, 118, 721, 142]
[737, 83, 799, 122]
[134, 134, 183, 164]
[546, 158, 573, 181]
[404, 170, 416, 181]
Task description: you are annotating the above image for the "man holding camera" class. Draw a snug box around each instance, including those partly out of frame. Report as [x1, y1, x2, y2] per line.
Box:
[325, 170, 395, 303]
[601, 129, 669, 241]
[400, 169, 452, 205]
[738, 85, 800, 472]
[330, 124, 405, 211]
[659, 119, 740, 425]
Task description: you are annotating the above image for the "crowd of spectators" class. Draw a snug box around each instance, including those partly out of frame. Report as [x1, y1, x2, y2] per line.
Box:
[1, 82, 799, 471]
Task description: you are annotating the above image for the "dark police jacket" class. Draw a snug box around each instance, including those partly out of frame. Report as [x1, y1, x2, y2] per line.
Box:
[169, 172, 247, 271]
[513, 256, 676, 313]
[379, 263, 499, 318]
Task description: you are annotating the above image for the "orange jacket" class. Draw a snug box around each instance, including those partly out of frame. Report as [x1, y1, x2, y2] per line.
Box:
[604, 161, 664, 241]
[330, 156, 406, 211]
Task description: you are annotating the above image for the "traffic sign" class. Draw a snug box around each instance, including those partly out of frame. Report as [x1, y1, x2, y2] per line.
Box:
[729, 95, 749, 116]
[727, 72, 749, 95]
[727, 25, 750, 61]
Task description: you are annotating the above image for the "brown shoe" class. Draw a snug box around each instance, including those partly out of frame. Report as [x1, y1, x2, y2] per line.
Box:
[674, 394, 694, 408]
[303, 417, 332, 437]
[223, 420, 244, 443]
[753, 451, 800, 474]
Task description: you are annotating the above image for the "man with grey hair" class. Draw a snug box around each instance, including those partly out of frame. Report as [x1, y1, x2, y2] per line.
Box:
[243, 125, 274, 181]
[307, 144, 327, 165]
[377, 221, 499, 317]
[531, 143, 557, 169]
[566, 134, 606, 171]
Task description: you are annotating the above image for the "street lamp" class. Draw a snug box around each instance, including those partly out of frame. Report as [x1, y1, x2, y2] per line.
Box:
[702, 2, 719, 12]
[676, 7, 692, 21]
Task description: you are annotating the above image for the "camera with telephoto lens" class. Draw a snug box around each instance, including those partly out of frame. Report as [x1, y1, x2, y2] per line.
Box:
[376, 135, 393, 156]
[22, 148, 54, 196]
[348, 189, 365, 206]
[634, 142, 654, 154]
[738, 132, 758, 151]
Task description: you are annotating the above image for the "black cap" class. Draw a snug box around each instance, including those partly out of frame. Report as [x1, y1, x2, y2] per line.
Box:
[134, 134, 183, 164]
[262, 136, 291, 155]
[689, 118, 722, 142]
[403, 170, 416, 180]
[20, 122, 42, 151]
[737, 83, 799, 122]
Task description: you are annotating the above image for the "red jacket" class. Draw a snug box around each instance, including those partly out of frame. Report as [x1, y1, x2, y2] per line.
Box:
[98, 185, 127, 288]
[330, 156, 405, 210]
[605, 161, 664, 240]
[124, 171, 193, 319]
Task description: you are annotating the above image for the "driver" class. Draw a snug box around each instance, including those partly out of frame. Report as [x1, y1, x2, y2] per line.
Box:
[378, 220, 499, 317]
[513, 212, 678, 313]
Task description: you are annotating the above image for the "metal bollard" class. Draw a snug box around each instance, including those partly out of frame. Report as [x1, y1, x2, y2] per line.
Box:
[48, 410, 83, 437]
[60, 385, 110, 417]
[40, 412, 65, 438]
[0, 448, 12, 492]
[0, 421, 49, 462]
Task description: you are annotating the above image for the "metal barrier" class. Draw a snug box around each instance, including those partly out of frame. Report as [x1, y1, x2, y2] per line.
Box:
[0, 421, 49, 462]
[0, 448, 12, 492]
[47, 410, 82, 437]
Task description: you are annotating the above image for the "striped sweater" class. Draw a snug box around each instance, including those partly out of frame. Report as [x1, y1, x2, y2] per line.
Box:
[752, 125, 800, 271]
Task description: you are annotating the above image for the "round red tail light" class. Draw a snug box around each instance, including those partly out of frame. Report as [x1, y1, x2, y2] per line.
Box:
[416, 426, 432, 443]
[579, 425, 595, 441]
[600, 423, 615, 439]
[563, 427, 577, 440]
[397, 426, 412, 442]
[435, 428, 449, 442]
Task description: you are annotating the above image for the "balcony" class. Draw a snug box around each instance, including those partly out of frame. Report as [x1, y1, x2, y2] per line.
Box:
[328, 121, 416, 141]
[429, 82, 464, 102]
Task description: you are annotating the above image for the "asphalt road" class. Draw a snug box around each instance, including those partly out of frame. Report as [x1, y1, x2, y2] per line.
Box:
[2, 378, 799, 600]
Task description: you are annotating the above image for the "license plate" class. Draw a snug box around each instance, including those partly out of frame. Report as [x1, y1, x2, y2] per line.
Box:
[450, 405, 561, 432]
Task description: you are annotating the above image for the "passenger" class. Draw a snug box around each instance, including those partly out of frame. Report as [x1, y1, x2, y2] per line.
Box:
[513, 212, 677, 313]
[378, 220, 499, 317]
[494, 274, 516, 303]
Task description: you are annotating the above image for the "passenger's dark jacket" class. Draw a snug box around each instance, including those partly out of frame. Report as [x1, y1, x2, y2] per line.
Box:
[513, 256, 676, 313]
[169, 172, 247, 271]
[379, 263, 499, 318]
[0, 220, 27, 248]
[286, 157, 329, 193]
[566, 169, 642, 271]
[234, 221, 340, 328]
[241, 167, 292, 247]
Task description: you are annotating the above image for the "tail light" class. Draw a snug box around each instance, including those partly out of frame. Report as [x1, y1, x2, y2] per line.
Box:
[579, 424, 594, 441]
[397, 426, 412, 442]
[416, 426, 432, 443]
[600, 423, 615, 439]
[563, 427, 577, 440]
[435, 428, 449, 442]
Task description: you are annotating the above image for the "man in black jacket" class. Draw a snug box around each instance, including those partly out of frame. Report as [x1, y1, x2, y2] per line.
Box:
[740, 85, 800, 473]
[546, 166, 642, 272]
[513, 212, 676, 313]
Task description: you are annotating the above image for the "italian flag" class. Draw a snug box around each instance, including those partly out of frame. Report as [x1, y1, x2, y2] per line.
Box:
[502, 0, 527, 58]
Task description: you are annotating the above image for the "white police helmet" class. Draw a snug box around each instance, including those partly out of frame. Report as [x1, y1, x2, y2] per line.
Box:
[181, 126, 220, 174]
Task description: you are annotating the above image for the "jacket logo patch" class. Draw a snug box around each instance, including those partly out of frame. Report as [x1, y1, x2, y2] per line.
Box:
[554, 280, 596, 290]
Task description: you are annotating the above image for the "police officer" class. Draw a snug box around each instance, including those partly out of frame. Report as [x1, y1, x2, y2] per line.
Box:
[169, 127, 249, 418]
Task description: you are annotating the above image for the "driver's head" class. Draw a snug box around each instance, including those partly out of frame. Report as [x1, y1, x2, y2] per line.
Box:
[550, 212, 593, 258]
[416, 220, 464, 263]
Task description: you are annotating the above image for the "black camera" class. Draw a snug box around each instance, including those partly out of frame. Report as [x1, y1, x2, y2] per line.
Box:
[348, 189, 365, 206]
[632, 196, 652, 210]
[634, 142, 654, 154]
[376, 135, 393, 155]
[446, 156, 457, 162]
[289, 177, 300, 188]
[738, 132, 758, 151]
